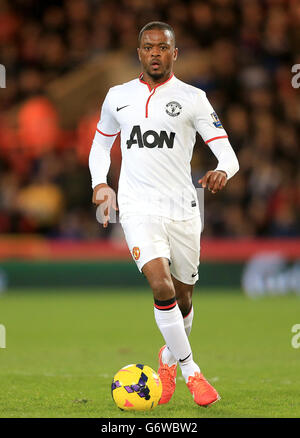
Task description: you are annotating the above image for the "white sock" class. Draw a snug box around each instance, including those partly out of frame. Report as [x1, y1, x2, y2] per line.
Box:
[184, 305, 194, 337]
[154, 302, 199, 382]
[162, 305, 194, 366]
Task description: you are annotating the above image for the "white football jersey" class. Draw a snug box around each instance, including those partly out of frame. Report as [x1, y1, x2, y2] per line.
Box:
[89, 74, 239, 220]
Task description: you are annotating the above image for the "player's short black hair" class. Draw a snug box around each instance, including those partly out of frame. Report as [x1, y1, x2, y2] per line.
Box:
[138, 21, 176, 47]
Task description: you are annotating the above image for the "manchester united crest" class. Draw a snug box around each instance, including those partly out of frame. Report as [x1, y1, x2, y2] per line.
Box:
[166, 101, 182, 117]
[132, 246, 140, 260]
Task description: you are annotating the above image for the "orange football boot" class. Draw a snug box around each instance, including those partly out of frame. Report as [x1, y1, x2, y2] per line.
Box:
[187, 372, 220, 407]
[157, 345, 177, 405]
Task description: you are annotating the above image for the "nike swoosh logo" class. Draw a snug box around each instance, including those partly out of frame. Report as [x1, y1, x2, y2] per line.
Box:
[191, 272, 198, 278]
[179, 353, 192, 363]
[116, 105, 130, 112]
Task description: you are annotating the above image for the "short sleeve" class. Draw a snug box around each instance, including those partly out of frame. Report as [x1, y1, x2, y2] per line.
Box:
[193, 91, 228, 144]
[96, 90, 120, 136]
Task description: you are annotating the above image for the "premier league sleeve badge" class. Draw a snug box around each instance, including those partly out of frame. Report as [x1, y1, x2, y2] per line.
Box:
[211, 111, 223, 128]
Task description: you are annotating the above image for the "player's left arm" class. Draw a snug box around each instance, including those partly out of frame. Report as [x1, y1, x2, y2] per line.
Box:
[193, 90, 239, 194]
[199, 139, 239, 193]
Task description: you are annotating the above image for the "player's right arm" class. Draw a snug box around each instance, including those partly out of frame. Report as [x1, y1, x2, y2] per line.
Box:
[89, 89, 120, 227]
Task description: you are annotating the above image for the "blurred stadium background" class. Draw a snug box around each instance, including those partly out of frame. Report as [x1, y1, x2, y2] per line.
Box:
[0, 0, 299, 295]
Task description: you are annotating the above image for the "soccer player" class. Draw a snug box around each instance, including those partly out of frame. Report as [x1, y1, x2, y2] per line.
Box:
[89, 21, 239, 407]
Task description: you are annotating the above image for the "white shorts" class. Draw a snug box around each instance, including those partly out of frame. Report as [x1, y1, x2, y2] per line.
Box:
[121, 215, 201, 285]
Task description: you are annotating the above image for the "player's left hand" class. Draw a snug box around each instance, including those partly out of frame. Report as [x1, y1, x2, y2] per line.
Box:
[198, 170, 227, 194]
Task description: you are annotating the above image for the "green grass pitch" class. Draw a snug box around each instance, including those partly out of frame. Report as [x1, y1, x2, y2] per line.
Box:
[0, 288, 299, 418]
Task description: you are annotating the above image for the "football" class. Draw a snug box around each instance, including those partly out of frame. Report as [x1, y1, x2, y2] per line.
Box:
[111, 364, 162, 411]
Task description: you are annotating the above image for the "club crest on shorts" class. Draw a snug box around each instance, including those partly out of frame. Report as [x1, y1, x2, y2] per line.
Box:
[132, 247, 140, 260]
[211, 111, 223, 128]
[166, 101, 182, 117]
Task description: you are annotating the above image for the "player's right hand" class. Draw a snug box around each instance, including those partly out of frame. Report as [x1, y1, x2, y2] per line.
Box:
[92, 183, 118, 228]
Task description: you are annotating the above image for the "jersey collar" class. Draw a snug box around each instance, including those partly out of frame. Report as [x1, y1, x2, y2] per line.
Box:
[139, 73, 174, 92]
